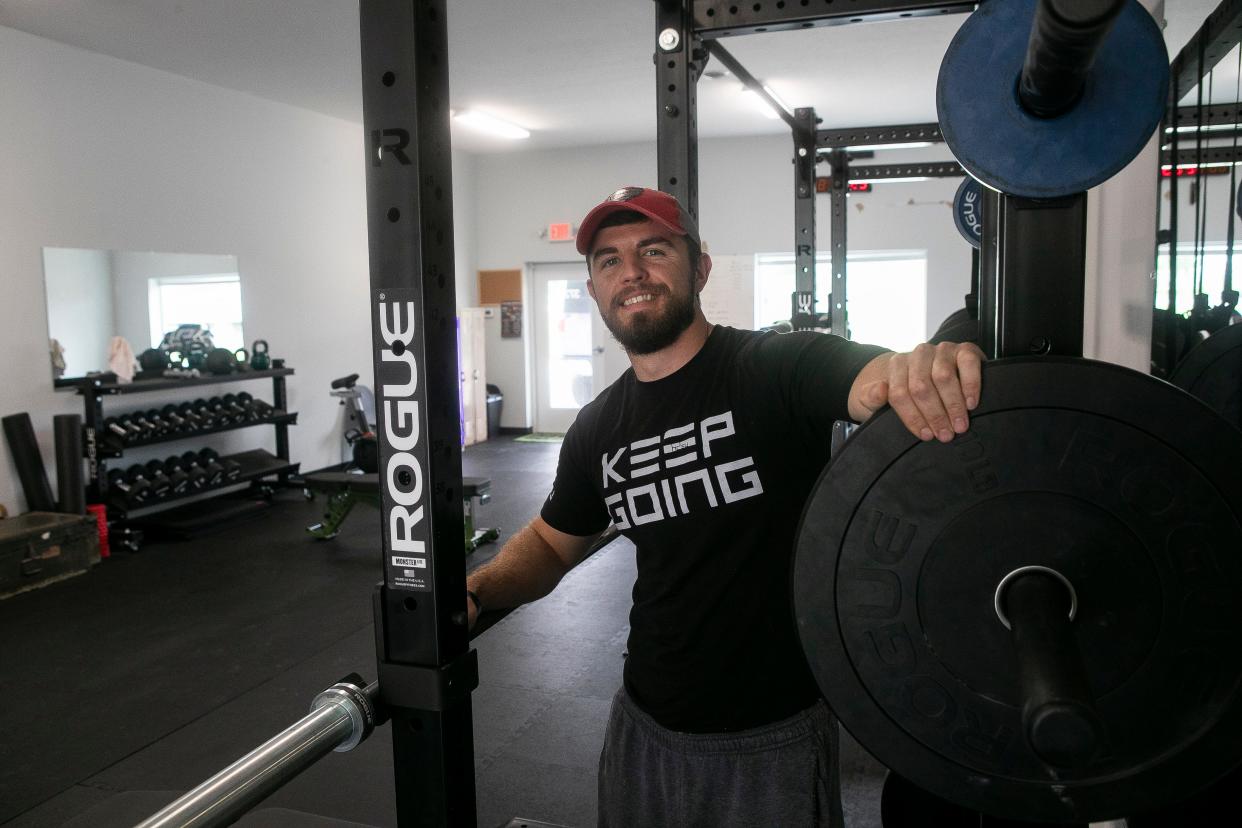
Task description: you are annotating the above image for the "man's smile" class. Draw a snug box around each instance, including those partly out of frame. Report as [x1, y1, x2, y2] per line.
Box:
[620, 293, 657, 308]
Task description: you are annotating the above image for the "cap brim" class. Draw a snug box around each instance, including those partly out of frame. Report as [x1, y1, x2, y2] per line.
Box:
[575, 202, 686, 255]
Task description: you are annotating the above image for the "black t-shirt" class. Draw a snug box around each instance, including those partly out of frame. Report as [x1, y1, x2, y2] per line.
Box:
[540, 325, 888, 732]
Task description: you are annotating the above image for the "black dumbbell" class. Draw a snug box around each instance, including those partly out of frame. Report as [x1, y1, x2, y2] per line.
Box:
[221, 394, 252, 420]
[237, 392, 265, 420]
[237, 392, 275, 419]
[195, 449, 227, 486]
[127, 463, 170, 501]
[193, 398, 223, 427]
[201, 447, 242, 482]
[205, 397, 234, 426]
[103, 416, 131, 440]
[200, 398, 226, 427]
[118, 414, 152, 440]
[161, 404, 190, 432]
[102, 417, 136, 448]
[177, 402, 207, 430]
[144, 408, 175, 437]
[107, 467, 151, 507]
[173, 454, 210, 490]
[134, 411, 164, 436]
[180, 451, 216, 487]
[154, 458, 189, 496]
[139, 461, 176, 499]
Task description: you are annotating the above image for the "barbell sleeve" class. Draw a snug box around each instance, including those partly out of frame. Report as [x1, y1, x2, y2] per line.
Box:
[1002, 571, 1105, 769]
[1019, 0, 1126, 118]
[133, 678, 377, 828]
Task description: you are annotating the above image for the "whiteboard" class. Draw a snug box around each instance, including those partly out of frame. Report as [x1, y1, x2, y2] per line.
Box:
[699, 254, 754, 331]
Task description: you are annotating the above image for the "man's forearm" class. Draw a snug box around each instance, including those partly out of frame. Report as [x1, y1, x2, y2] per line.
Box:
[466, 523, 575, 612]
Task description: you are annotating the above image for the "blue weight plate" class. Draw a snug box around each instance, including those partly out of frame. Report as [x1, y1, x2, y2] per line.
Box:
[937, 0, 1168, 199]
[953, 177, 983, 248]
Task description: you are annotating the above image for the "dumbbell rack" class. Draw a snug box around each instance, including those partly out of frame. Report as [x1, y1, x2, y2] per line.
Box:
[75, 368, 299, 524]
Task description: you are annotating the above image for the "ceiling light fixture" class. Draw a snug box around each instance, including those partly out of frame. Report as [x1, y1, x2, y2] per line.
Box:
[1164, 123, 1241, 134]
[844, 141, 936, 152]
[453, 110, 530, 139]
[855, 176, 933, 184]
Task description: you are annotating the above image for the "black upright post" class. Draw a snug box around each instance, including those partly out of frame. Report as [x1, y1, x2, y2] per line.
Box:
[82, 383, 107, 502]
[272, 374, 290, 480]
[791, 107, 822, 331]
[998, 194, 1087, 358]
[978, 186, 1001, 356]
[979, 191, 1087, 359]
[968, 246, 980, 318]
[656, 0, 700, 218]
[827, 148, 850, 338]
[359, 2, 478, 826]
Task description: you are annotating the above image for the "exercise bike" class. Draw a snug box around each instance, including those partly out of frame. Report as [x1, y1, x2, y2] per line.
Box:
[303, 373, 499, 550]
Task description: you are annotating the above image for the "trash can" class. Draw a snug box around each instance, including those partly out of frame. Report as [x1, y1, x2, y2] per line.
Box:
[485, 384, 503, 439]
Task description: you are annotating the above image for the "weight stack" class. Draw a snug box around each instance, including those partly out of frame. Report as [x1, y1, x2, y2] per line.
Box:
[2, 412, 56, 512]
[54, 414, 86, 515]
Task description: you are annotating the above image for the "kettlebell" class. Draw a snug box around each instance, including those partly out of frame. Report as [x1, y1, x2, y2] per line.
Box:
[251, 339, 271, 371]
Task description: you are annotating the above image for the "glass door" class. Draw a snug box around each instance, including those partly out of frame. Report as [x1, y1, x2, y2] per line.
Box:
[531, 262, 606, 433]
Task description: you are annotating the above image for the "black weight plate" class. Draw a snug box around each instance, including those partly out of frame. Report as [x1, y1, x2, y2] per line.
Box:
[794, 358, 1242, 822]
[1170, 322, 1242, 431]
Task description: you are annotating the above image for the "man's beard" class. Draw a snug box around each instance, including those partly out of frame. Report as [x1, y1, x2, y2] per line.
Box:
[601, 284, 696, 355]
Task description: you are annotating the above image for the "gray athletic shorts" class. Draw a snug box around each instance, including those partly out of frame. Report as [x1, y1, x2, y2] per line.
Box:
[597, 687, 842, 827]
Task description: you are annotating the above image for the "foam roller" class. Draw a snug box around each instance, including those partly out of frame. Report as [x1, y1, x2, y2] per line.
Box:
[54, 413, 86, 515]
[2, 412, 56, 512]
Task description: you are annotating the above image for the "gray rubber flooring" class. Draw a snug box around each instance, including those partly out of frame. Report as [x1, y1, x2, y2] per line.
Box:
[1, 435, 887, 827]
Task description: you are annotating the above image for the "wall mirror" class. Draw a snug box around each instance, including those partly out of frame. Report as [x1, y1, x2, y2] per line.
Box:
[42, 248, 243, 387]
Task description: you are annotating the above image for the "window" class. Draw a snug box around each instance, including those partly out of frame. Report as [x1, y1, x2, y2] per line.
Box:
[753, 251, 928, 351]
[148, 274, 244, 352]
[1154, 245, 1237, 314]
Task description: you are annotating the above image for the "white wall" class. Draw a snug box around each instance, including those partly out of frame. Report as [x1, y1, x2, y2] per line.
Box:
[42, 247, 113, 379]
[1086, 135, 1162, 370]
[0, 25, 477, 512]
[471, 135, 975, 428]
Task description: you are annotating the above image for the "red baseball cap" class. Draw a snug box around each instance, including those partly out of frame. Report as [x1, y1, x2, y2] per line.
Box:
[575, 186, 701, 255]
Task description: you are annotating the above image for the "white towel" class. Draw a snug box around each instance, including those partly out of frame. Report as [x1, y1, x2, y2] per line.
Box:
[108, 336, 137, 383]
[49, 338, 66, 378]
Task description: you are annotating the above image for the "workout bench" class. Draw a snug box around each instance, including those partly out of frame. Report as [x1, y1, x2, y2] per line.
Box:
[303, 471, 499, 551]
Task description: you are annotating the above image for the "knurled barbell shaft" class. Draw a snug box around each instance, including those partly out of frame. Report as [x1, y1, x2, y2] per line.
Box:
[1020, 0, 1126, 118]
[1004, 571, 1105, 769]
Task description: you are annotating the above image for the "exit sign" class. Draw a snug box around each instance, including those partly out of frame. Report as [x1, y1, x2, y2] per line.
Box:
[548, 222, 574, 242]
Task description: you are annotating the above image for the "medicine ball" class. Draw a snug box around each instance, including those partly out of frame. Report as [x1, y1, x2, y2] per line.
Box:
[139, 348, 169, 372]
[204, 347, 237, 375]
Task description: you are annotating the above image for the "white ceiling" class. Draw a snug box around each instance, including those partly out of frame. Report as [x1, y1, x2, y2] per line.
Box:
[0, 0, 1225, 155]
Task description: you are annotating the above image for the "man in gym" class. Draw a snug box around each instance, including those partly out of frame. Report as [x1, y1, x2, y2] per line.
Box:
[465, 186, 984, 826]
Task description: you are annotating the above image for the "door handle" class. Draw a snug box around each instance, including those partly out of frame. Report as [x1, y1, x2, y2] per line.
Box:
[593, 347, 604, 354]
